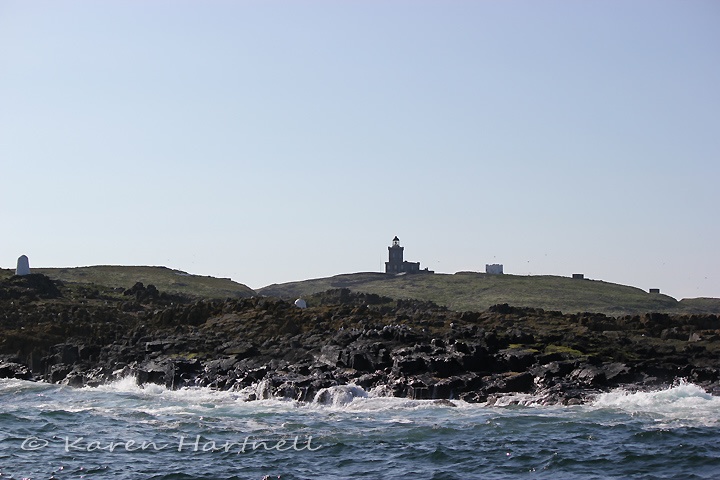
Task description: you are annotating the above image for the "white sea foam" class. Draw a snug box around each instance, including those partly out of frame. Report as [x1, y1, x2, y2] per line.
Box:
[113, 378, 468, 414]
[486, 393, 547, 407]
[64, 376, 720, 426]
[85, 376, 248, 411]
[89, 375, 143, 393]
[313, 384, 368, 406]
[592, 381, 720, 427]
[0, 378, 56, 395]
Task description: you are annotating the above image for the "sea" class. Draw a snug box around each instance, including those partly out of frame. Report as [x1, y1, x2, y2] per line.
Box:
[0, 378, 718, 479]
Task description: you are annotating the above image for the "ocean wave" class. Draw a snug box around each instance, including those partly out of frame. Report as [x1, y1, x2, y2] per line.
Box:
[312, 384, 368, 406]
[592, 381, 720, 427]
[0, 377, 53, 394]
[7, 376, 719, 425]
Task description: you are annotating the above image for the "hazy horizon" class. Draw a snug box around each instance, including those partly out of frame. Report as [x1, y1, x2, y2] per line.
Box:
[2, 1, 718, 300]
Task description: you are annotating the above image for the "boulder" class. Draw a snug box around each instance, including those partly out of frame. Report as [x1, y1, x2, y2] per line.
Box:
[0, 362, 32, 380]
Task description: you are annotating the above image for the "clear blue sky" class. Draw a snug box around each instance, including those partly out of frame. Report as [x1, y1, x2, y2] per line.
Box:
[1, 1, 718, 300]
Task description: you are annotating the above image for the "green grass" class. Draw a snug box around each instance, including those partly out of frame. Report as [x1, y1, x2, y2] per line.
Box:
[508, 344, 540, 353]
[678, 297, 720, 313]
[33, 266, 255, 300]
[258, 271, 719, 315]
[6, 265, 719, 315]
[544, 345, 585, 357]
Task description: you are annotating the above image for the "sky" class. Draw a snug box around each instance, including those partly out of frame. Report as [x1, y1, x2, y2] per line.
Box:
[1, 1, 718, 300]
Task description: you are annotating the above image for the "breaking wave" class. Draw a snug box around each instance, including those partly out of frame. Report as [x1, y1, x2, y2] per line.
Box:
[592, 380, 720, 428]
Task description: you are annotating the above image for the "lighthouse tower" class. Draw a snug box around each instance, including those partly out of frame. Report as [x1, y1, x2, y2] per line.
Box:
[385, 236, 404, 273]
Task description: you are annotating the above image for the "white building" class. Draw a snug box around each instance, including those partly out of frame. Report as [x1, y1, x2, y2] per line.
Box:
[486, 264, 503, 275]
[16, 255, 30, 276]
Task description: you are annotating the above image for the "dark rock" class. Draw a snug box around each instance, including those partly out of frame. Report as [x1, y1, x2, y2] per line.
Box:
[220, 342, 258, 358]
[532, 360, 577, 384]
[499, 372, 534, 393]
[5, 274, 62, 299]
[135, 361, 174, 387]
[496, 348, 537, 372]
[49, 364, 73, 383]
[47, 344, 81, 365]
[570, 365, 607, 386]
[489, 304, 513, 314]
[428, 374, 481, 399]
[428, 355, 462, 377]
[660, 327, 686, 340]
[459, 345, 494, 372]
[392, 355, 427, 376]
[346, 351, 373, 371]
[354, 372, 385, 389]
[78, 344, 101, 361]
[2, 283, 719, 405]
[602, 362, 635, 384]
[505, 328, 534, 344]
[691, 367, 719, 383]
[317, 345, 345, 367]
[0, 362, 32, 380]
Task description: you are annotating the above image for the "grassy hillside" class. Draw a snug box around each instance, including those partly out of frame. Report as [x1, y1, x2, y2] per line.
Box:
[29, 266, 256, 300]
[678, 297, 720, 314]
[258, 271, 719, 316]
[3, 265, 717, 315]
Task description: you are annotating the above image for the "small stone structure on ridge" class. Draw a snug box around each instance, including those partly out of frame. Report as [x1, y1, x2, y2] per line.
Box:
[486, 264, 504, 275]
[16, 255, 30, 276]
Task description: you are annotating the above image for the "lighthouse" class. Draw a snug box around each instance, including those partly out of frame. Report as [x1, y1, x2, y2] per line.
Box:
[384, 236, 430, 274]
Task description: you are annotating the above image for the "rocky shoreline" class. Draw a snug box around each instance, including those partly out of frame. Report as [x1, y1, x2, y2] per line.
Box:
[1, 274, 719, 405]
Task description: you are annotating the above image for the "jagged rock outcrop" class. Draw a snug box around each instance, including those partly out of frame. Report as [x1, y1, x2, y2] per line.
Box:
[1, 279, 719, 404]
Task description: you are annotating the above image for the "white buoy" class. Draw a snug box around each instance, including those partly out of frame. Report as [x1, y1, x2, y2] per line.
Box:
[16, 255, 30, 276]
[294, 298, 307, 309]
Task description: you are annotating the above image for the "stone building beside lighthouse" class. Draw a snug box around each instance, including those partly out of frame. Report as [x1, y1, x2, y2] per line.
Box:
[385, 236, 433, 274]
